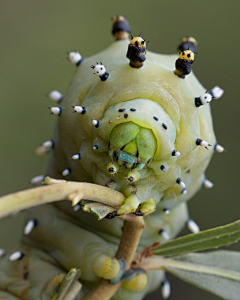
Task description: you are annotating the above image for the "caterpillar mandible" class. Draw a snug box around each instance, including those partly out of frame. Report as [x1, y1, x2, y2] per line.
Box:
[0, 15, 226, 300]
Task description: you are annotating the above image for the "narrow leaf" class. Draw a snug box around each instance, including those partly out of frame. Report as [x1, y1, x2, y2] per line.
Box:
[152, 220, 240, 256]
[165, 251, 240, 300]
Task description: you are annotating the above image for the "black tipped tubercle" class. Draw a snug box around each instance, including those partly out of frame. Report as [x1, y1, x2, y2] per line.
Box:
[126, 35, 148, 68]
[174, 50, 195, 79]
[178, 36, 198, 53]
[112, 15, 131, 40]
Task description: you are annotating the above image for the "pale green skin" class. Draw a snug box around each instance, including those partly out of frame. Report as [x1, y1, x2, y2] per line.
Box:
[0, 39, 216, 300]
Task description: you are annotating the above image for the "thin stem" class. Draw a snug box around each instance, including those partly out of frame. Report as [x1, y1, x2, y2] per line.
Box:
[0, 180, 125, 219]
[83, 216, 145, 300]
[136, 257, 240, 281]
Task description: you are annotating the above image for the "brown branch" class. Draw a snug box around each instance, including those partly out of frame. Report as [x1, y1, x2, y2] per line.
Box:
[0, 180, 125, 219]
[83, 216, 145, 300]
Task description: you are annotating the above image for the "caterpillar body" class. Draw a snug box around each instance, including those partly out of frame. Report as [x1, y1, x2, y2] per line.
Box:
[0, 16, 225, 300]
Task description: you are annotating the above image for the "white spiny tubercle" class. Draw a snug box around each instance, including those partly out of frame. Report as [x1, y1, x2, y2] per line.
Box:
[48, 90, 63, 102]
[9, 251, 25, 261]
[71, 106, 86, 114]
[187, 219, 200, 233]
[161, 279, 171, 299]
[68, 51, 82, 65]
[203, 179, 214, 189]
[49, 107, 62, 115]
[196, 138, 211, 149]
[42, 140, 54, 149]
[215, 144, 225, 153]
[91, 62, 106, 76]
[24, 219, 38, 235]
[73, 204, 81, 211]
[30, 175, 45, 184]
[159, 229, 169, 240]
[62, 168, 71, 176]
[200, 92, 212, 104]
[172, 149, 181, 157]
[92, 120, 100, 128]
[176, 178, 185, 188]
[90, 62, 109, 81]
[0, 249, 6, 257]
[71, 153, 81, 160]
[210, 86, 224, 99]
[163, 207, 170, 215]
[181, 188, 187, 195]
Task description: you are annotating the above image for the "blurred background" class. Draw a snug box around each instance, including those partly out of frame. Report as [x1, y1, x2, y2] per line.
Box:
[0, 1, 239, 299]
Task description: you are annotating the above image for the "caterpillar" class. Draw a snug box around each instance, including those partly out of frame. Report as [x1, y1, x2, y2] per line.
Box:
[0, 15, 225, 300]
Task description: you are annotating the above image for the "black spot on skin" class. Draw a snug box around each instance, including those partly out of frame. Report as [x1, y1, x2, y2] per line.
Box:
[108, 142, 110, 148]
[187, 53, 191, 58]
[135, 41, 139, 46]
[186, 169, 191, 173]
[23, 272, 29, 280]
[162, 123, 167, 129]
[130, 108, 136, 111]
[118, 108, 125, 112]
[128, 176, 134, 182]
[153, 116, 159, 121]
[141, 41, 145, 45]
[147, 158, 152, 164]
[158, 229, 165, 235]
[124, 113, 128, 119]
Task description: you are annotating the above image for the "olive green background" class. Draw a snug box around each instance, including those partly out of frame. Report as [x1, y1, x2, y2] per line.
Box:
[0, 1, 239, 299]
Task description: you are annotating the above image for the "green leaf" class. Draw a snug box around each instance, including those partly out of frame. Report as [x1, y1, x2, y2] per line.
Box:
[164, 251, 240, 300]
[152, 220, 240, 256]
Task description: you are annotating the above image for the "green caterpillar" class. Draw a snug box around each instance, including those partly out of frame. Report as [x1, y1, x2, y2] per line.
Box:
[0, 16, 225, 300]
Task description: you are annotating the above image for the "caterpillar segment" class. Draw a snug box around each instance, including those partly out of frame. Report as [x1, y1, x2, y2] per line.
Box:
[0, 15, 226, 300]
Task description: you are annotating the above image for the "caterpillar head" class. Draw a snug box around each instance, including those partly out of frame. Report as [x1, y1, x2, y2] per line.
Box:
[44, 23, 222, 217]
